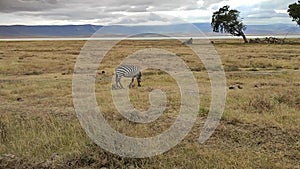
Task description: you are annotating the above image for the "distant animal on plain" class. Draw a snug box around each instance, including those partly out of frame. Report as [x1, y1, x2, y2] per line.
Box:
[183, 38, 193, 45]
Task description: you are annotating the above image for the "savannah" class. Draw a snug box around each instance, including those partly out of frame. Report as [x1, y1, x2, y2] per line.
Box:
[0, 38, 299, 168]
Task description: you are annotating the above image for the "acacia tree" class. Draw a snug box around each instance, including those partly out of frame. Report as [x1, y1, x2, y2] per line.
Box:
[211, 5, 248, 43]
[288, 0, 300, 26]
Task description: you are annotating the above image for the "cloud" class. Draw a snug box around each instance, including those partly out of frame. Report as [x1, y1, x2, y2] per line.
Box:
[235, 0, 296, 24]
[0, 0, 223, 25]
[0, 0, 297, 25]
[111, 13, 175, 25]
[0, 0, 61, 12]
[0, 0, 226, 13]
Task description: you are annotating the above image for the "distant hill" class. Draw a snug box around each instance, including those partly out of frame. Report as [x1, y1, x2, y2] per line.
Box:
[0, 25, 102, 37]
[245, 24, 300, 35]
[0, 23, 299, 37]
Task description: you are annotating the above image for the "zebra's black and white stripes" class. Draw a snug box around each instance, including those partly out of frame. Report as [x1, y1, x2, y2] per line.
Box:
[115, 65, 142, 88]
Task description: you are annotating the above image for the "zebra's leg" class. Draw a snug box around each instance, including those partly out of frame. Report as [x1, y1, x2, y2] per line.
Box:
[137, 72, 142, 87]
[116, 76, 124, 89]
[116, 81, 120, 89]
[137, 77, 141, 87]
[129, 77, 134, 88]
[115, 76, 120, 88]
[117, 81, 124, 89]
[119, 80, 124, 89]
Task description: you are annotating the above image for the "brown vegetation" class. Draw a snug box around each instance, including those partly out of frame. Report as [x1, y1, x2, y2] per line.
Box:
[0, 39, 300, 168]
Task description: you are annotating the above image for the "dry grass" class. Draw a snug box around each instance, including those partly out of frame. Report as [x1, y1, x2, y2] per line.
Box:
[0, 39, 300, 168]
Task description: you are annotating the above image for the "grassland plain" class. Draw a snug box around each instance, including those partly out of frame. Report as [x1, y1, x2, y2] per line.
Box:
[0, 39, 299, 169]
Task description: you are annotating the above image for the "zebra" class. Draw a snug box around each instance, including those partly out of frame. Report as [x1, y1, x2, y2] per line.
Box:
[114, 65, 142, 89]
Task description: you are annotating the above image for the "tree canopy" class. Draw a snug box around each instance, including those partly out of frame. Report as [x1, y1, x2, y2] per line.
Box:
[288, 0, 300, 26]
[211, 5, 248, 43]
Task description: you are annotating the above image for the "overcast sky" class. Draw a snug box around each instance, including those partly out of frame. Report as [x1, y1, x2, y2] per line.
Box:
[0, 0, 297, 25]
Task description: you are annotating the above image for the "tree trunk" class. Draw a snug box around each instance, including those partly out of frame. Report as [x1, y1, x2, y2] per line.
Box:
[241, 32, 248, 43]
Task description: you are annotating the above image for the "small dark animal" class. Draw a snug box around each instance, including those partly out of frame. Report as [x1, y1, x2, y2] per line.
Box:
[183, 38, 193, 45]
